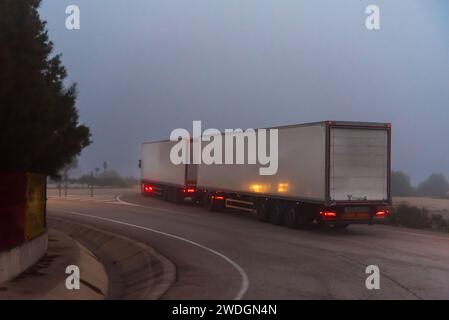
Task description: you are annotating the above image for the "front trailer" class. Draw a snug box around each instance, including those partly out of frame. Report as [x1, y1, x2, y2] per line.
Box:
[139, 139, 202, 204]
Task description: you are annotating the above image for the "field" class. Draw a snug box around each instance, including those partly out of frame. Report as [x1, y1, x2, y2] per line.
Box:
[394, 197, 449, 219]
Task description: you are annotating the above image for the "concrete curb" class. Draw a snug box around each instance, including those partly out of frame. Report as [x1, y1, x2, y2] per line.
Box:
[0, 229, 108, 300]
[48, 217, 176, 300]
[0, 232, 48, 284]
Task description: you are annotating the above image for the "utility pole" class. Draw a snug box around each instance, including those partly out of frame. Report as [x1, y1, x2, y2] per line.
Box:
[64, 170, 68, 197]
[90, 171, 94, 197]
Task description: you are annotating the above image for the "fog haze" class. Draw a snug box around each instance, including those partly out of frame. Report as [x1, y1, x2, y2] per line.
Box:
[39, 0, 449, 184]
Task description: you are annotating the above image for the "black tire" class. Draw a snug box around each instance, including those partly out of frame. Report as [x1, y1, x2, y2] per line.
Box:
[172, 188, 183, 204]
[256, 200, 270, 222]
[334, 224, 349, 229]
[270, 202, 283, 225]
[193, 196, 202, 205]
[162, 187, 171, 202]
[284, 205, 298, 228]
[296, 207, 312, 229]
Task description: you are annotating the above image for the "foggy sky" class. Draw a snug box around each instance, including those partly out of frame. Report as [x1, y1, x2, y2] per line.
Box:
[39, 0, 449, 184]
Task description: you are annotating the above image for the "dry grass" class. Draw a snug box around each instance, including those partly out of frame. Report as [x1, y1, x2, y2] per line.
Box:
[393, 197, 449, 219]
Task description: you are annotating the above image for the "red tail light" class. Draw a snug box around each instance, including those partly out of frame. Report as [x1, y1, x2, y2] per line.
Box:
[143, 185, 153, 192]
[320, 210, 337, 221]
[212, 195, 225, 200]
[375, 209, 389, 218]
[183, 188, 196, 193]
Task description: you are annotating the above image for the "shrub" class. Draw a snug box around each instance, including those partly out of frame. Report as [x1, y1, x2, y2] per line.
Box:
[388, 204, 432, 229]
[431, 214, 449, 232]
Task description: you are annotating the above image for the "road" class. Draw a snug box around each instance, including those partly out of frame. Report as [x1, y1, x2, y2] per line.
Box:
[47, 188, 449, 300]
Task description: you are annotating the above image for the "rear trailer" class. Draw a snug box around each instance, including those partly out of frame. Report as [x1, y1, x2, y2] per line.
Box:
[196, 121, 391, 227]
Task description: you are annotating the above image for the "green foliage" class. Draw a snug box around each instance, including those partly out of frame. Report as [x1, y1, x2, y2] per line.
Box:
[391, 171, 449, 198]
[388, 205, 449, 233]
[95, 170, 126, 187]
[388, 204, 432, 229]
[391, 171, 415, 196]
[416, 174, 449, 197]
[430, 214, 449, 232]
[0, 0, 90, 177]
[77, 170, 138, 188]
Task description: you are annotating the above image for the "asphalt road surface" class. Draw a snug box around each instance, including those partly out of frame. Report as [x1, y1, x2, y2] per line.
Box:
[47, 188, 449, 300]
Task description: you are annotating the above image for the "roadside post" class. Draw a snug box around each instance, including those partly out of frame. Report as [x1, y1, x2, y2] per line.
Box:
[90, 171, 94, 197]
[64, 170, 67, 198]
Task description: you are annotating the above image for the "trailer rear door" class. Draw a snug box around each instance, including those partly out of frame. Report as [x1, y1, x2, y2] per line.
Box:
[329, 127, 389, 202]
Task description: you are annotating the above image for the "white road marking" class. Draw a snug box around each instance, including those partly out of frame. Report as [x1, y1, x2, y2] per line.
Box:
[48, 196, 118, 203]
[115, 194, 190, 214]
[63, 210, 250, 300]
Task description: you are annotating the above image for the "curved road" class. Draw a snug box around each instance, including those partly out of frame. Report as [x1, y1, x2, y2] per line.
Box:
[48, 189, 449, 300]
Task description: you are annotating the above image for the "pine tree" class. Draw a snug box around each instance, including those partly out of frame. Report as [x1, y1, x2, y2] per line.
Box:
[0, 0, 91, 178]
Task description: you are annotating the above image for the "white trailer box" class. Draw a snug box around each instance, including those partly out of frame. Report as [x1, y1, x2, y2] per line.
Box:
[197, 121, 391, 206]
[141, 140, 196, 187]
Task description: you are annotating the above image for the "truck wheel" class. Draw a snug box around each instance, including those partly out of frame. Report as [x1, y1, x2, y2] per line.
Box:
[270, 202, 283, 225]
[162, 188, 171, 202]
[296, 207, 312, 229]
[256, 201, 270, 222]
[193, 196, 202, 205]
[172, 189, 183, 204]
[297, 214, 312, 229]
[284, 205, 298, 228]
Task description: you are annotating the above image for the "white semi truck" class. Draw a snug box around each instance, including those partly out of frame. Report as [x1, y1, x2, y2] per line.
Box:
[140, 121, 391, 228]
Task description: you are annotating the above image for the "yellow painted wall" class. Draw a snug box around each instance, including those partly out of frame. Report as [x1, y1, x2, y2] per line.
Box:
[25, 173, 46, 240]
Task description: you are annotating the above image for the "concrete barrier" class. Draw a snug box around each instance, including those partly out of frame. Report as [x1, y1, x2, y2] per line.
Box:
[49, 218, 176, 300]
[0, 232, 48, 284]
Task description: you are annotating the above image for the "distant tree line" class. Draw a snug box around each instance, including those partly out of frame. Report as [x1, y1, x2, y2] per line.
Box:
[75, 170, 138, 188]
[392, 171, 449, 197]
